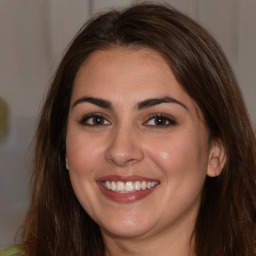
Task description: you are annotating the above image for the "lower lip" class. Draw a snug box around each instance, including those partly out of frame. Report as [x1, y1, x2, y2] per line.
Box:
[97, 182, 158, 203]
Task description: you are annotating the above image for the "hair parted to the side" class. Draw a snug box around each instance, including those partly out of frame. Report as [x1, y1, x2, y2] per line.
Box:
[21, 3, 256, 256]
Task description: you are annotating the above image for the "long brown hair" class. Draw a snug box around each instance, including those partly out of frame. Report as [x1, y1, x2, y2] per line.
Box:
[22, 3, 256, 256]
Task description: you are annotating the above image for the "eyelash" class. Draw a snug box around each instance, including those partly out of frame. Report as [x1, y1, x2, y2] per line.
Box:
[78, 113, 177, 128]
[144, 114, 177, 128]
[78, 113, 111, 127]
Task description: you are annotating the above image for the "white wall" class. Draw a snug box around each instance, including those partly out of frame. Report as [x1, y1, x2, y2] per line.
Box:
[0, 0, 255, 248]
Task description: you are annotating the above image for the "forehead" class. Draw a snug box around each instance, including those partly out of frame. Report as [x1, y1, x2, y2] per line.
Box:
[70, 47, 207, 130]
[74, 48, 181, 95]
[72, 48, 200, 114]
[75, 47, 172, 80]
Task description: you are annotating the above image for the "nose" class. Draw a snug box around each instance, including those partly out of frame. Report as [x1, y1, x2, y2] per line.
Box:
[105, 124, 144, 167]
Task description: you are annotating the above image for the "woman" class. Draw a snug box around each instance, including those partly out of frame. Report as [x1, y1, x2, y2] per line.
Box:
[2, 3, 256, 256]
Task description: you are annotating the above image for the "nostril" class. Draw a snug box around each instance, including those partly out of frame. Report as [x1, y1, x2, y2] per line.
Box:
[104, 127, 144, 166]
[107, 155, 140, 167]
[105, 144, 144, 167]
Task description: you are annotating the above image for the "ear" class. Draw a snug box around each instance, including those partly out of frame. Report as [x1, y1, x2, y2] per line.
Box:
[65, 156, 69, 170]
[207, 139, 226, 177]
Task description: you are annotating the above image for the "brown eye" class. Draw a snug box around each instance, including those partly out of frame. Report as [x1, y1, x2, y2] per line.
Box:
[92, 116, 105, 125]
[144, 114, 176, 128]
[79, 114, 111, 126]
[154, 116, 169, 126]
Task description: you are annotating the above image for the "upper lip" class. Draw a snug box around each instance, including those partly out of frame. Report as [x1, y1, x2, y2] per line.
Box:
[97, 175, 159, 182]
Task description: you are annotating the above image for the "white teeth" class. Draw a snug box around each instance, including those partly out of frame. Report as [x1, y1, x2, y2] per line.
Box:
[111, 181, 117, 191]
[141, 181, 147, 190]
[105, 181, 111, 189]
[125, 181, 134, 192]
[117, 181, 124, 191]
[103, 180, 158, 193]
[151, 181, 158, 187]
[134, 181, 141, 191]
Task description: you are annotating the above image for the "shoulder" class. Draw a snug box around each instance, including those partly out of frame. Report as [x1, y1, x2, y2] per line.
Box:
[0, 246, 26, 256]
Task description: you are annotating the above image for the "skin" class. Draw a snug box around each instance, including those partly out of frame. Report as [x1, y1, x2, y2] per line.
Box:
[66, 48, 225, 256]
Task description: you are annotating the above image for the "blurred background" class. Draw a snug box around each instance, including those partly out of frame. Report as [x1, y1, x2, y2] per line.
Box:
[0, 0, 255, 248]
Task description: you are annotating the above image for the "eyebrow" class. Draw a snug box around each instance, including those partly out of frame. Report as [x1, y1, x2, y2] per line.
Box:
[137, 96, 188, 110]
[72, 97, 112, 109]
[72, 96, 188, 111]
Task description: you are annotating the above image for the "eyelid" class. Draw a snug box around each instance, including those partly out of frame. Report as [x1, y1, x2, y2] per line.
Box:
[78, 112, 111, 126]
[143, 113, 177, 128]
[77, 112, 176, 128]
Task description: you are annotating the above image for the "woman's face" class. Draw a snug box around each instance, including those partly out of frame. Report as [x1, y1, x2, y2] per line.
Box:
[66, 48, 220, 240]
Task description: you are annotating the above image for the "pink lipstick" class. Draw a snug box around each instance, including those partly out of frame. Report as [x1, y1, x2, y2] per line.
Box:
[97, 175, 159, 203]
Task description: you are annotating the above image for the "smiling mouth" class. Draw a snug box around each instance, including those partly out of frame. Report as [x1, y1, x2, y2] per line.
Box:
[102, 180, 159, 193]
[97, 175, 160, 203]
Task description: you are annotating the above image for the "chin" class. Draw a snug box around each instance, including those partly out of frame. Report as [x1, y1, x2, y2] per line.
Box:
[98, 215, 155, 239]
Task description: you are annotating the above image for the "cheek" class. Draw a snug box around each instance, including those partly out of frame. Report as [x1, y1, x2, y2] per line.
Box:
[66, 133, 105, 215]
[159, 151, 170, 160]
[148, 132, 209, 181]
[66, 132, 104, 177]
